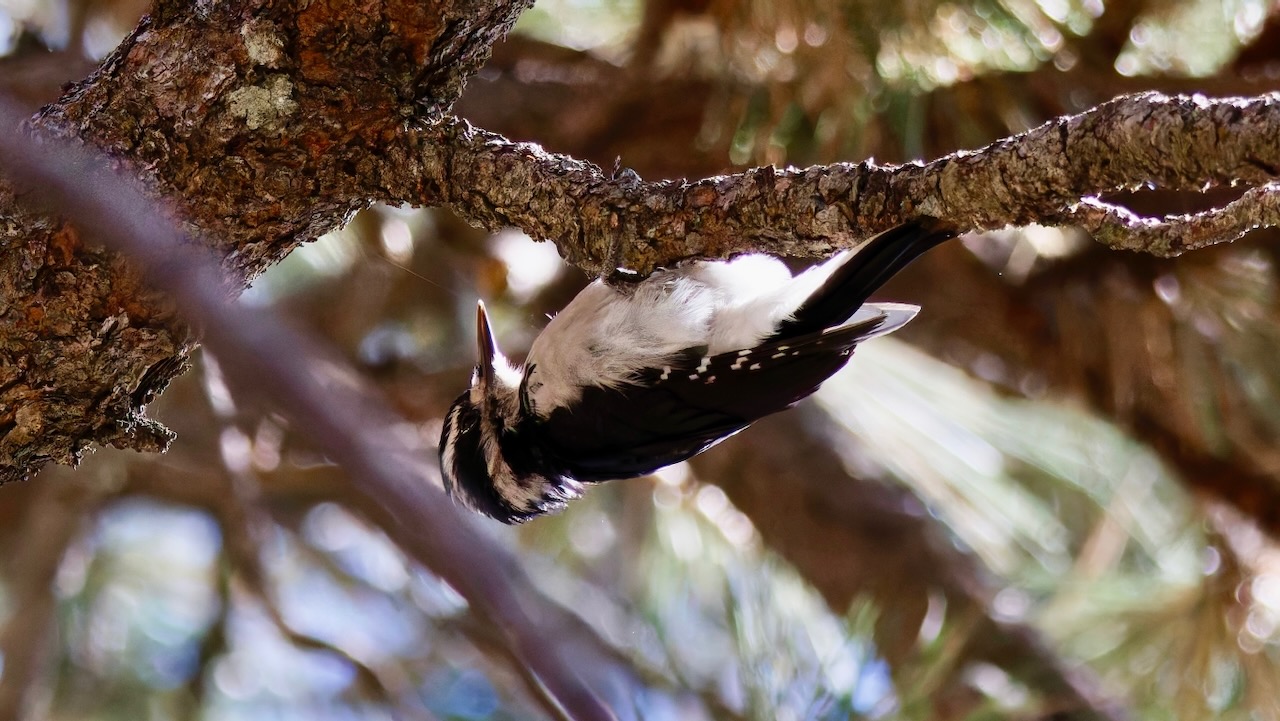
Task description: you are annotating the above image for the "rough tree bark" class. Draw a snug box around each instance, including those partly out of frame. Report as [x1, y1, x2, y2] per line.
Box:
[414, 95, 1280, 275]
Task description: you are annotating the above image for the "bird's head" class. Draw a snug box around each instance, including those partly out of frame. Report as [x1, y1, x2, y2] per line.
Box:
[438, 302, 583, 524]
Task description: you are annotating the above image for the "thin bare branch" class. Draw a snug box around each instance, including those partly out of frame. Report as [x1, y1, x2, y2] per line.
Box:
[1062, 184, 1280, 255]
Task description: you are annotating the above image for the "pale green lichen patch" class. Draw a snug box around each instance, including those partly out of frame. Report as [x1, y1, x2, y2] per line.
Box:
[241, 22, 285, 67]
[228, 75, 297, 130]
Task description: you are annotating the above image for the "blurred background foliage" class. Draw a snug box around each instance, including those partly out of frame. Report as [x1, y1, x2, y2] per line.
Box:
[3, 0, 1280, 718]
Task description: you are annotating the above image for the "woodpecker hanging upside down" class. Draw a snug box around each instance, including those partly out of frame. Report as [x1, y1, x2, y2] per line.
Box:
[439, 218, 958, 523]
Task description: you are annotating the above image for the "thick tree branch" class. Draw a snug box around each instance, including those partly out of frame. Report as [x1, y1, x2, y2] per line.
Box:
[31, 0, 534, 278]
[410, 92, 1280, 276]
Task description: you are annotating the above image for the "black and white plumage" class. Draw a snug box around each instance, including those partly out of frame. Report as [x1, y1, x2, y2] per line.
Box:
[439, 218, 957, 523]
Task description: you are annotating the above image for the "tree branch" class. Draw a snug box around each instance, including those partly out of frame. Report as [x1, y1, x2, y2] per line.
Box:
[410, 92, 1280, 276]
[1063, 184, 1280, 255]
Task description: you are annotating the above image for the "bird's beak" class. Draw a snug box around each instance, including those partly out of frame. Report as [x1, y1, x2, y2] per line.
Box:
[475, 300, 497, 387]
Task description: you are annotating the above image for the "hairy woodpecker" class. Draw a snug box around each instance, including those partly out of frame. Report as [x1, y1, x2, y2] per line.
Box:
[439, 218, 957, 523]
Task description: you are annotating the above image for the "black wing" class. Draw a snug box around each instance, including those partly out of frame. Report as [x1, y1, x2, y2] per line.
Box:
[533, 305, 915, 481]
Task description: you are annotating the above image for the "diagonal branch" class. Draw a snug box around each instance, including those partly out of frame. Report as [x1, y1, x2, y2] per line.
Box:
[410, 92, 1280, 275]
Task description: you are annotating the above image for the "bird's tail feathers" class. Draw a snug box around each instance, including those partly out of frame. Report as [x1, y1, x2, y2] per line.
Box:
[833, 302, 920, 343]
[773, 218, 956, 339]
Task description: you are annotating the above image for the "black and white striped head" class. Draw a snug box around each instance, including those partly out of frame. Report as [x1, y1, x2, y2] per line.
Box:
[438, 302, 583, 524]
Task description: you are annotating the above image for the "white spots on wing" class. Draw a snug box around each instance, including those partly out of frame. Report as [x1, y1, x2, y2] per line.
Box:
[731, 358, 747, 371]
[697, 356, 711, 373]
[771, 352, 786, 359]
[706, 376, 716, 383]
[688, 374, 699, 381]
[737, 349, 752, 356]
[660, 365, 671, 380]
[749, 363, 762, 370]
